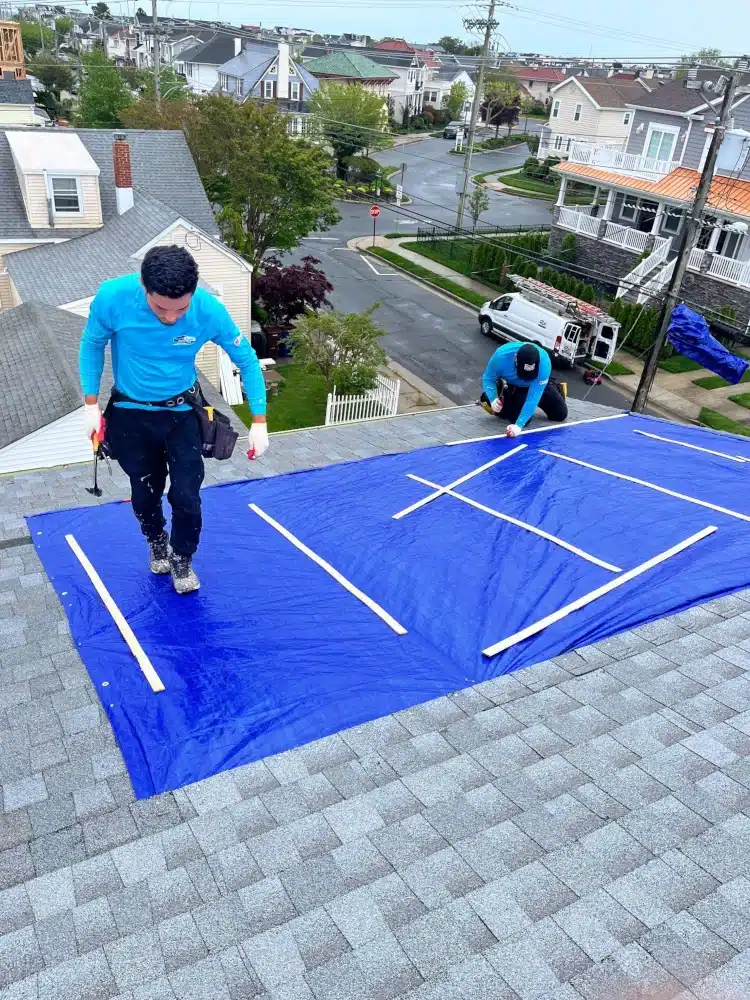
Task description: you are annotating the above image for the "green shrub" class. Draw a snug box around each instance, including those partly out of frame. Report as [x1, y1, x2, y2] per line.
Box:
[560, 233, 577, 262]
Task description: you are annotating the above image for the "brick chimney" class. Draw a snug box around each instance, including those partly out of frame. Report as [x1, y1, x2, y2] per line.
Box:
[113, 133, 134, 215]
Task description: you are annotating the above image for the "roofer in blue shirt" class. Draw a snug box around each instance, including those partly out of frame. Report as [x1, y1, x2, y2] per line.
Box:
[480, 342, 567, 436]
[79, 245, 268, 595]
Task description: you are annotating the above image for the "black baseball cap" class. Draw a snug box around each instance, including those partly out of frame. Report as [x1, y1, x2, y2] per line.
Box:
[515, 343, 541, 381]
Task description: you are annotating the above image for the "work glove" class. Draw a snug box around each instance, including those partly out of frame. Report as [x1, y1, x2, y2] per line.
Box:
[506, 424, 521, 438]
[248, 421, 269, 459]
[490, 397, 504, 414]
[83, 403, 104, 445]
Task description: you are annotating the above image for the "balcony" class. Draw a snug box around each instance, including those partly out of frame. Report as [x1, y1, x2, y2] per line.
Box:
[602, 222, 651, 254]
[688, 248, 750, 288]
[568, 142, 676, 180]
[557, 206, 600, 238]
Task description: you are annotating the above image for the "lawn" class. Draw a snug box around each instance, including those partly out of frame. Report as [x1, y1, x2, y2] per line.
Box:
[368, 247, 488, 307]
[587, 358, 635, 376]
[694, 370, 750, 390]
[494, 170, 595, 204]
[699, 407, 750, 437]
[233, 363, 329, 432]
[729, 392, 750, 410]
[658, 355, 704, 374]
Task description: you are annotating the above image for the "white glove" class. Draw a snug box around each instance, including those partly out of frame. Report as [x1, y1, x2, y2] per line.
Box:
[83, 403, 104, 443]
[248, 421, 269, 459]
[506, 424, 521, 438]
[491, 397, 504, 414]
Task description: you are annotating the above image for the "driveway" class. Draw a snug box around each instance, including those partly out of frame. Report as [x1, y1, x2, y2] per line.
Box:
[285, 233, 631, 412]
[373, 136, 553, 231]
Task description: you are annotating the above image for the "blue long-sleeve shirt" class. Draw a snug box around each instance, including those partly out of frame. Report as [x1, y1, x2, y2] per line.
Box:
[482, 342, 551, 429]
[79, 274, 266, 415]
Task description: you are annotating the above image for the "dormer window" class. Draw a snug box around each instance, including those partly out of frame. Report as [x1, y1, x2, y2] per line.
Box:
[50, 177, 81, 214]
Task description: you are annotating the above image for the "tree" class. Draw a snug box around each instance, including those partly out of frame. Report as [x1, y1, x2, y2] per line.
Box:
[468, 186, 490, 231]
[119, 96, 193, 130]
[76, 50, 132, 127]
[91, 2, 112, 17]
[482, 72, 521, 136]
[291, 306, 387, 394]
[254, 256, 334, 328]
[16, 17, 54, 58]
[677, 47, 729, 73]
[139, 66, 189, 101]
[437, 36, 480, 56]
[442, 80, 468, 122]
[307, 83, 392, 176]
[28, 54, 73, 98]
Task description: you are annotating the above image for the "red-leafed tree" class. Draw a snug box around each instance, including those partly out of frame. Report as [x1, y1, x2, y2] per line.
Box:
[253, 256, 334, 328]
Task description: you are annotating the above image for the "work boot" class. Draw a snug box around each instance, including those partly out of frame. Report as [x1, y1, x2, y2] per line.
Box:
[170, 553, 200, 595]
[148, 532, 170, 575]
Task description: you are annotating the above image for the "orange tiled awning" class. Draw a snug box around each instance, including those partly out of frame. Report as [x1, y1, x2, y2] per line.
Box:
[555, 162, 750, 218]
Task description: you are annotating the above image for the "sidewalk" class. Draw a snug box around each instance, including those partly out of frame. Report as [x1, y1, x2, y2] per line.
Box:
[350, 235, 750, 427]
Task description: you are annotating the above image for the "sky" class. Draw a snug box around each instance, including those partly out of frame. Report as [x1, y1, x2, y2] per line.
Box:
[40, 0, 750, 61]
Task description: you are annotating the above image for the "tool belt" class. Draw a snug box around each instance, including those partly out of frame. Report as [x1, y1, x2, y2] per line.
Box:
[103, 381, 239, 461]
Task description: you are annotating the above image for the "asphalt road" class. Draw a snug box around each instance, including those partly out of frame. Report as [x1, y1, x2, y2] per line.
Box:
[373, 135, 554, 231]
[287, 232, 631, 411]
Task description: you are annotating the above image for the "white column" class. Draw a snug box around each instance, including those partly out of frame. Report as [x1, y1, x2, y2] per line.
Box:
[591, 185, 600, 207]
[651, 202, 665, 235]
[708, 224, 721, 254]
[602, 188, 616, 221]
[556, 177, 568, 208]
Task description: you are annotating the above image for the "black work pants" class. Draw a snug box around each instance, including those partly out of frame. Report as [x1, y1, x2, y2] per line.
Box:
[480, 378, 568, 425]
[107, 406, 205, 557]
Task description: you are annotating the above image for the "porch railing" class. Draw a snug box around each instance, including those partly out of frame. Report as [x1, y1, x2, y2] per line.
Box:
[707, 254, 750, 288]
[637, 258, 675, 304]
[603, 223, 650, 254]
[557, 206, 600, 238]
[569, 142, 675, 178]
[615, 236, 672, 299]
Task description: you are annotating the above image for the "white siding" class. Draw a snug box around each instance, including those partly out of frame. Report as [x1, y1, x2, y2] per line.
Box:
[195, 342, 221, 390]
[0, 104, 35, 125]
[0, 408, 92, 475]
[545, 80, 631, 156]
[60, 297, 94, 317]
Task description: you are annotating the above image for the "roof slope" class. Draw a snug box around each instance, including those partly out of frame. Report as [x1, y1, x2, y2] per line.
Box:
[305, 50, 399, 80]
[6, 194, 181, 306]
[630, 72, 750, 112]
[556, 161, 750, 217]
[573, 77, 651, 108]
[0, 127, 217, 241]
[0, 71, 34, 104]
[0, 303, 84, 449]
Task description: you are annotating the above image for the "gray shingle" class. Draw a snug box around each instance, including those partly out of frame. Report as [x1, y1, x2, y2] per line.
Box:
[0, 925, 44, 989]
[158, 913, 208, 973]
[36, 948, 117, 1000]
[105, 929, 166, 991]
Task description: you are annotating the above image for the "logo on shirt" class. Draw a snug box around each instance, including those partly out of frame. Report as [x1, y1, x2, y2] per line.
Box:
[173, 335, 197, 345]
[234, 335, 243, 347]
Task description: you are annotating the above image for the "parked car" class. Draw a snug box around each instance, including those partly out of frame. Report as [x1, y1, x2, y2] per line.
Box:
[478, 276, 619, 368]
[443, 121, 464, 139]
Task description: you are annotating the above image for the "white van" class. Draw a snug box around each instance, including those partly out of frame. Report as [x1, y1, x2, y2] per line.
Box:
[478, 275, 619, 369]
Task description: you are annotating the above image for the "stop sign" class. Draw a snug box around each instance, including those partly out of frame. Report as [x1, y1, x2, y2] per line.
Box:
[370, 205, 380, 218]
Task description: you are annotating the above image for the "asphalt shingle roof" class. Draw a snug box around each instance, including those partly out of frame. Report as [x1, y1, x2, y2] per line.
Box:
[0, 302, 83, 449]
[3, 397, 750, 998]
[567, 77, 652, 109]
[5, 193, 180, 306]
[629, 72, 750, 113]
[304, 51, 399, 80]
[0, 127, 217, 241]
[0, 72, 35, 105]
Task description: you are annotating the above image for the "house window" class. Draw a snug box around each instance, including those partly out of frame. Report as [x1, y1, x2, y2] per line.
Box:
[574, 103, 582, 122]
[662, 207, 683, 234]
[263, 79, 274, 99]
[620, 195, 638, 221]
[566, 137, 572, 151]
[425, 89, 438, 104]
[645, 125, 679, 162]
[185, 63, 194, 76]
[554, 135, 563, 149]
[623, 111, 631, 126]
[219, 73, 229, 90]
[551, 100, 560, 118]
[235, 77, 242, 96]
[50, 177, 81, 214]
[290, 81, 300, 100]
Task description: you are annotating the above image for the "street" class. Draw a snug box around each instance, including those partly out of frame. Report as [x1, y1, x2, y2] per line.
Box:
[373, 135, 553, 231]
[288, 224, 631, 411]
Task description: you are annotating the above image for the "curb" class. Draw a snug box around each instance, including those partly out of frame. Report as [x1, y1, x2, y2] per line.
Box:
[357, 245, 484, 314]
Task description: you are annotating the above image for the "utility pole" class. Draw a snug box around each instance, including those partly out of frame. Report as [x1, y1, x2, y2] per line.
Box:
[456, 0, 498, 229]
[38, 9, 45, 51]
[151, 0, 160, 104]
[632, 71, 738, 413]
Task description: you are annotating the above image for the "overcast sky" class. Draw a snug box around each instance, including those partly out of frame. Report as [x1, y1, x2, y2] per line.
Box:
[146, 0, 745, 62]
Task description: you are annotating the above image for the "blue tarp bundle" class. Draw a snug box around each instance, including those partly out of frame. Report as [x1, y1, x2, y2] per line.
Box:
[28, 412, 750, 797]
[667, 303, 748, 384]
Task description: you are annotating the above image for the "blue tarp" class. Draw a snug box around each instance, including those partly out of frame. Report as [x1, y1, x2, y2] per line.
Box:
[28, 412, 750, 797]
[667, 303, 749, 384]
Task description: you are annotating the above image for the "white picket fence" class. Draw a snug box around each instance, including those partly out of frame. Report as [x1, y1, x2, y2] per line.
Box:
[325, 373, 401, 426]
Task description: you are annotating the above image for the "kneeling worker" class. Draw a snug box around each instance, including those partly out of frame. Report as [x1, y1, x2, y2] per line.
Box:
[480, 341, 567, 437]
[79, 245, 269, 594]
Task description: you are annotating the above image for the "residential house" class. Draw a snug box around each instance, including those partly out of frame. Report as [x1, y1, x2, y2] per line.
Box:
[134, 26, 214, 73]
[180, 32, 268, 94]
[505, 64, 565, 104]
[540, 77, 652, 159]
[0, 71, 39, 126]
[0, 128, 252, 411]
[217, 41, 319, 135]
[550, 74, 750, 326]
[104, 22, 138, 64]
[422, 66, 474, 119]
[304, 50, 397, 99]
